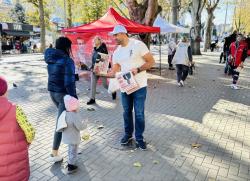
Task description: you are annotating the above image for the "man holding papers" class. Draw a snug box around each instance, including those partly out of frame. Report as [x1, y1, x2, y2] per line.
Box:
[107, 25, 155, 150]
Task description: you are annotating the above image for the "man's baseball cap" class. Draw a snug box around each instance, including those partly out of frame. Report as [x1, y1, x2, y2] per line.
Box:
[109, 25, 127, 35]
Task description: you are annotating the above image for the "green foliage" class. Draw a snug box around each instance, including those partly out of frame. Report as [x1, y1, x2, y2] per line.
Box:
[0, 12, 12, 22]
[24, 0, 51, 29]
[54, 0, 124, 25]
[10, 3, 27, 23]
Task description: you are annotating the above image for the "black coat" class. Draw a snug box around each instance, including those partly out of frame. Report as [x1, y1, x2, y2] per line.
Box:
[91, 43, 108, 68]
[44, 48, 77, 98]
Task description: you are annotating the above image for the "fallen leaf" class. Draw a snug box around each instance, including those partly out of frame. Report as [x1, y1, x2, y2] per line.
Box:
[208, 178, 216, 181]
[82, 134, 90, 141]
[191, 143, 202, 148]
[153, 160, 159, 164]
[133, 162, 142, 167]
[97, 125, 104, 129]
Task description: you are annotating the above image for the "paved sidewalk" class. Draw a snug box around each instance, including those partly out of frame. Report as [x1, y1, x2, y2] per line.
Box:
[0, 51, 250, 181]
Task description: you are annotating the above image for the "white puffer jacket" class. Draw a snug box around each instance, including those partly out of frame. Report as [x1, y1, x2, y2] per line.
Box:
[173, 42, 190, 66]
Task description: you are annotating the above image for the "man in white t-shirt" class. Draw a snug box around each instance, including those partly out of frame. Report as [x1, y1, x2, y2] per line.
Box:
[107, 25, 155, 150]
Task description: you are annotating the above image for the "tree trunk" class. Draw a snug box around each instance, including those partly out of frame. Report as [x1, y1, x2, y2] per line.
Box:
[171, 0, 178, 41]
[125, 0, 161, 47]
[38, 0, 46, 52]
[203, 0, 220, 52]
[191, 0, 205, 55]
[171, 0, 178, 25]
[204, 13, 213, 52]
[67, 0, 72, 27]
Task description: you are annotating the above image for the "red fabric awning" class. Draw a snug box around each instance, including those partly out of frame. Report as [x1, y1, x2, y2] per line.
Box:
[62, 8, 160, 34]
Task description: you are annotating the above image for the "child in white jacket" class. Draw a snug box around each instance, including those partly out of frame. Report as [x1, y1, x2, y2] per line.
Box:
[57, 95, 86, 174]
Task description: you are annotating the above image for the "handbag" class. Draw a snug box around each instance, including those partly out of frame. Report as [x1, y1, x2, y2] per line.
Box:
[227, 54, 235, 66]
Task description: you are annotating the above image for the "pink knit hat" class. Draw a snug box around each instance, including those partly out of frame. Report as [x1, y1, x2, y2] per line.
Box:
[64, 95, 79, 111]
[0, 76, 8, 96]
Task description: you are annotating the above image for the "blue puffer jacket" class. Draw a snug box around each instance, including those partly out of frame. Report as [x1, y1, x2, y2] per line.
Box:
[44, 48, 77, 98]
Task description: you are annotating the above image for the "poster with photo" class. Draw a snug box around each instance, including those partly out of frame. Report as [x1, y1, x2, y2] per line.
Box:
[116, 71, 140, 95]
[93, 53, 110, 75]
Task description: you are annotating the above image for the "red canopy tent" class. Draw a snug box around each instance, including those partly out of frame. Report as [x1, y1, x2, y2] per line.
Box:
[62, 8, 160, 34]
[62, 8, 161, 73]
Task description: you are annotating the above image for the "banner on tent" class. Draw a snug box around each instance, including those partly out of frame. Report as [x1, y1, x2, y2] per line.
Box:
[65, 33, 117, 68]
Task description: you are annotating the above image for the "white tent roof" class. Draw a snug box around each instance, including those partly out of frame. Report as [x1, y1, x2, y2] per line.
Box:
[153, 16, 190, 34]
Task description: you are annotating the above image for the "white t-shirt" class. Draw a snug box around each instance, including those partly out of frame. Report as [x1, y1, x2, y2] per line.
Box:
[112, 38, 149, 89]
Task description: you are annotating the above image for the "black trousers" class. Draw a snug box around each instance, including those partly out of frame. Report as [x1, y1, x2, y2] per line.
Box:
[176, 64, 189, 82]
[168, 55, 174, 68]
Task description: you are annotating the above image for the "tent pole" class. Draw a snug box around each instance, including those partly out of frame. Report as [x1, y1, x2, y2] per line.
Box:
[159, 33, 161, 76]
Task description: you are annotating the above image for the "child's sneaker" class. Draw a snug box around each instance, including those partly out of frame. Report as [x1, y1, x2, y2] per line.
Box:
[48, 154, 63, 163]
[136, 140, 147, 151]
[66, 164, 78, 174]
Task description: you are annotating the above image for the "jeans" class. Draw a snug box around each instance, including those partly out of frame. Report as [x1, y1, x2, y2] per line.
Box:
[121, 87, 147, 141]
[68, 144, 78, 165]
[224, 51, 230, 74]
[50, 92, 66, 150]
[176, 64, 189, 82]
[230, 65, 240, 84]
[90, 72, 108, 99]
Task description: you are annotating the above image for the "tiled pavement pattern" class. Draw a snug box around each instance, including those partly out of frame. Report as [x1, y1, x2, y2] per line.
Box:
[0, 48, 250, 181]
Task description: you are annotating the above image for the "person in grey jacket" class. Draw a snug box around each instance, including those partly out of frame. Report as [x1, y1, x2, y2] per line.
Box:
[57, 95, 87, 174]
[172, 36, 193, 87]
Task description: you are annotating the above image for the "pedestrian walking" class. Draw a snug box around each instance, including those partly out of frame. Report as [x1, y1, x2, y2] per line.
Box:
[56, 95, 87, 174]
[44, 37, 77, 163]
[228, 34, 248, 90]
[107, 25, 155, 150]
[224, 31, 237, 74]
[168, 38, 176, 70]
[87, 36, 116, 105]
[0, 76, 35, 181]
[173, 36, 193, 87]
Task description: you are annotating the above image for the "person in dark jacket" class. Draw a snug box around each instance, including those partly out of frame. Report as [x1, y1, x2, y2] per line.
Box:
[44, 37, 77, 163]
[87, 36, 116, 105]
[224, 31, 237, 74]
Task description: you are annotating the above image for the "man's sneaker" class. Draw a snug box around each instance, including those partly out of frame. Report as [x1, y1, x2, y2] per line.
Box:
[177, 82, 181, 87]
[120, 135, 133, 145]
[136, 140, 147, 150]
[112, 92, 116, 100]
[231, 84, 239, 90]
[169, 67, 175, 70]
[180, 80, 184, 87]
[66, 164, 78, 174]
[87, 99, 95, 105]
[48, 154, 63, 163]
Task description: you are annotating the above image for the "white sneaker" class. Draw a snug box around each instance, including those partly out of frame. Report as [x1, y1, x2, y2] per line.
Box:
[48, 154, 63, 163]
[231, 84, 239, 90]
[180, 80, 184, 87]
[177, 82, 181, 87]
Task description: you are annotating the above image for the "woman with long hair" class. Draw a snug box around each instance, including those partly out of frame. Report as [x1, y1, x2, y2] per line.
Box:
[44, 37, 77, 162]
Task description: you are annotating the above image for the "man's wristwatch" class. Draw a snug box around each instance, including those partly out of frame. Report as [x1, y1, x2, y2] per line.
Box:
[137, 67, 141, 73]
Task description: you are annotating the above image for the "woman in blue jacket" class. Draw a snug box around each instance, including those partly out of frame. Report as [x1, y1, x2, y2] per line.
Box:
[44, 37, 77, 163]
